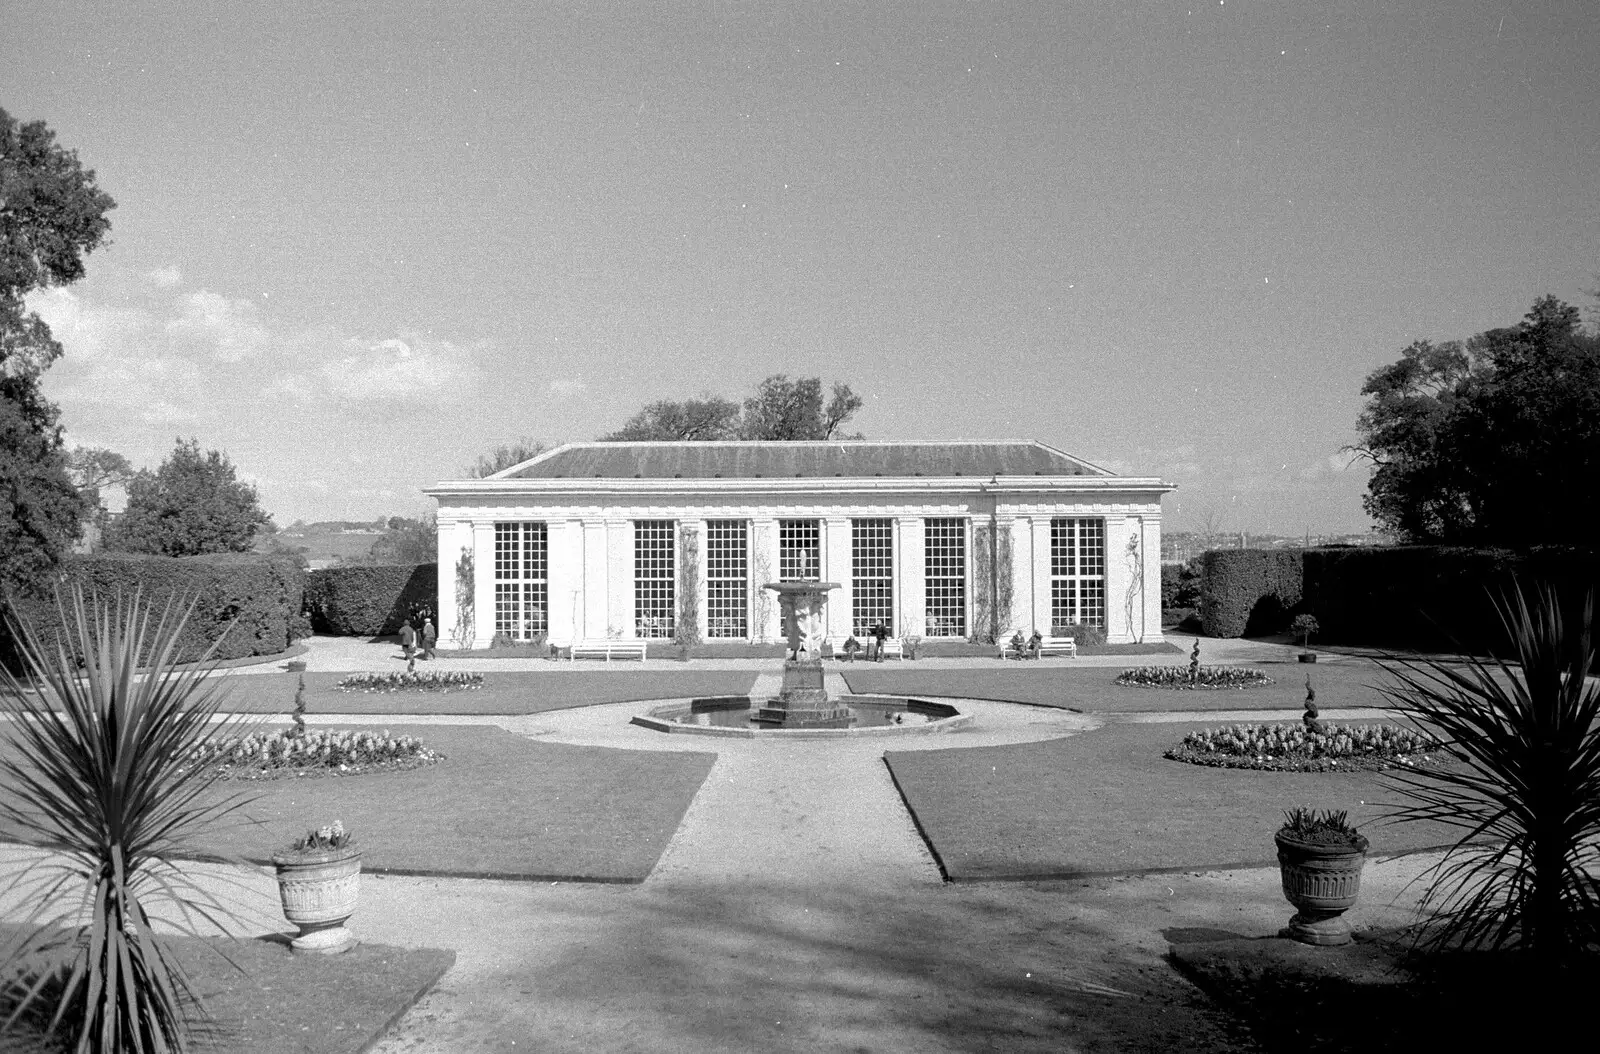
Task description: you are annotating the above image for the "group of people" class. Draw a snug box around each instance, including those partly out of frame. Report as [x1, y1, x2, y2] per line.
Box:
[399, 618, 437, 668]
[841, 621, 894, 662]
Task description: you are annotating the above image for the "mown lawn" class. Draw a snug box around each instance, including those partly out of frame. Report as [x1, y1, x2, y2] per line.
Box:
[1, 725, 716, 883]
[845, 659, 1398, 713]
[202, 669, 759, 716]
[885, 719, 1460, 880]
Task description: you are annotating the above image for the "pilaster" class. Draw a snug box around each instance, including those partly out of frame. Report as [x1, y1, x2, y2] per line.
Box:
[547, 519, 582, 645]
[607, 520, 633, 638]
[471, 520, 496, 649]
[1030, 517, 1052, 636]
[897, 515, 926, 638]
[582, 519, 609, 638]
[750, 517, 779, 641]
[823, 517, 852, 640]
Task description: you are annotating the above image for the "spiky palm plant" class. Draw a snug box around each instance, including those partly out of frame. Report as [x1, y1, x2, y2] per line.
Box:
[0, 588, 262, 1053]
[1377, 583, 1600, 965]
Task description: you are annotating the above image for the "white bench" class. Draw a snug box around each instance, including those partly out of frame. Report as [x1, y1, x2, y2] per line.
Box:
[568, 639, 648, 662]
[879, 638, 904, 660]
[997, 632, 1077, 659]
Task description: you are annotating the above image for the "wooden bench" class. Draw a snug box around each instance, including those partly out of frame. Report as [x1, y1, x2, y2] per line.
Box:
[568, 639, 648, 662]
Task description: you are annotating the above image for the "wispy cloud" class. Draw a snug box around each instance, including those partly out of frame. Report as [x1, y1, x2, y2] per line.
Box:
[548, 378, 587, 397]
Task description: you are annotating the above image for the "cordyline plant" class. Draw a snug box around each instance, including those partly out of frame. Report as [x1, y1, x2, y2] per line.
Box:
[1377, 583, 1600, 967]
[0, 587, 264, 1053]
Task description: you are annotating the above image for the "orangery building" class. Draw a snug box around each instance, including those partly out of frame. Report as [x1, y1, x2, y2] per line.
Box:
[423, 441, 1172, 650]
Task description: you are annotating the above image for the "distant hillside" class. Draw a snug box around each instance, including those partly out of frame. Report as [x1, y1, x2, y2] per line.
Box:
[260, 521, 385, 568]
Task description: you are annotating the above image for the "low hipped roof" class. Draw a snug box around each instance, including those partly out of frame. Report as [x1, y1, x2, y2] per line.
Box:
[495, 441, 1113, 480]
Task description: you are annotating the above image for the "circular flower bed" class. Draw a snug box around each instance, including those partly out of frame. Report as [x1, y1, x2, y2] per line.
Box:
[1115, 665, 1274, 689]
[334, 671, 483, 693]
[1166, 722, 1442, 772]
[186, 728, 444, 780]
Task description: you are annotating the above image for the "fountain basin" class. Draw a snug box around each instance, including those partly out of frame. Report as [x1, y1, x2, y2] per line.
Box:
[631, 695, 970, 738]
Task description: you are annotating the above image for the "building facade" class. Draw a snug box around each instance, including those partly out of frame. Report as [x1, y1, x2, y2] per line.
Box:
[424, 441, 1172, 649]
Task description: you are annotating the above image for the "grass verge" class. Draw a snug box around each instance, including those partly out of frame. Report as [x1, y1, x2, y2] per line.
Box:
[884, 721, 1460, 880]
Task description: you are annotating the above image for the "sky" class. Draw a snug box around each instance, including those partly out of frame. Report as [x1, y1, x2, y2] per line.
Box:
[5, 0, 1597, 534]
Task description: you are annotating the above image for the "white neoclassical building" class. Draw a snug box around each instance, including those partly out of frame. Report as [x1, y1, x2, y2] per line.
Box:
[424, 441, 1172, 650]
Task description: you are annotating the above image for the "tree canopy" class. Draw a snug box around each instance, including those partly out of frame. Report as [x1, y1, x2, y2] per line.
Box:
[0, 108, 113, 594]
[1351, 296, 1600, 546]
[600, 375, 864, 442]
[106, 438, 273, 556]
[466, 438, 551, 477]
[65, 446, 135, 526]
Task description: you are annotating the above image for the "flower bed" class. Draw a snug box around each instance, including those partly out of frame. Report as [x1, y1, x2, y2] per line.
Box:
[186, 728, 444, 780]
[1165, 722, 1441, 772]
[334, 671, 484, 693]
[1115, 665, 1274, 689]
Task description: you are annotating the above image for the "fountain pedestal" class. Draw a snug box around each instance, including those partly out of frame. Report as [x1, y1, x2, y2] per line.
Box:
[752, 581, 853, 729]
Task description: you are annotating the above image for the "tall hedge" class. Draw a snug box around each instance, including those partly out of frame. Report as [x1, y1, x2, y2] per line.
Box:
[1198, 549, 1305, 637]
[2, 552, 305, 666]
[1200, 545, 1600, 654]
[305, 563, 437, 636]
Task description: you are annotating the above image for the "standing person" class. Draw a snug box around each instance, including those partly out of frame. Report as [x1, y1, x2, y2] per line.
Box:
[870, 621, 889, 662]
[399, 619, 416, 663]
[421, 618, 437, 660]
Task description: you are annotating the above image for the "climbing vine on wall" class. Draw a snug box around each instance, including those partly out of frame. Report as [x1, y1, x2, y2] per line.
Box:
[676, 524, 702, 646]
[452, 546, 474, 647]
[971, 523, 995, 643]
[752, 545, 773, 641]
[1125, 532, 1144, 644]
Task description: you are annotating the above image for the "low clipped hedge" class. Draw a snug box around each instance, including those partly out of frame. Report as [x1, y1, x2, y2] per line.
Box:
[305, 563, 436, 637]
[2, 552, 305, 665]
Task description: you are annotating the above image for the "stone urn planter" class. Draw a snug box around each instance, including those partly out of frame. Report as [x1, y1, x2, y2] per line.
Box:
[272, 822, 360, 954]
[1275, 809, 1368, 947]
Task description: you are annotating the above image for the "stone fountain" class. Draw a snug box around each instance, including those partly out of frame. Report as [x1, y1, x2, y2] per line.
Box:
[754, 581, 852, 729]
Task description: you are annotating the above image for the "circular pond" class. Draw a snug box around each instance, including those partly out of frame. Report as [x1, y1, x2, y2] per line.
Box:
[631, 695, 970, 738]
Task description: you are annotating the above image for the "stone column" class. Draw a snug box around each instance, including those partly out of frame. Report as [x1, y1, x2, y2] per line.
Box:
[434, 518, 469, 649]
[471, 520, 496, 649]
[1142, 514, 1165, 643]
[823, 517, 852, 641]
[1105, 515, 1136, 645]
[897, 515, 926, 638]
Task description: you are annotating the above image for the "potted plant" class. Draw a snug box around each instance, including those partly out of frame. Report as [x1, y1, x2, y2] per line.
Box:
[1291, 614, 1320, 663]
[1274, 807, 1368, 946]
[271, 820, 361, 954]
[902, 634, 921, 660]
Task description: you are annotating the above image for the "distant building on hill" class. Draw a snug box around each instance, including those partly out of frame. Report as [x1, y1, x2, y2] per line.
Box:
[424, 440, 1172, 649]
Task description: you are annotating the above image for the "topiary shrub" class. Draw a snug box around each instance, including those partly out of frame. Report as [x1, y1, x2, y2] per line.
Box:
[2, 552, 304, 665]
[304, 563, 437, 637]
[1199, 548, 1305, 638]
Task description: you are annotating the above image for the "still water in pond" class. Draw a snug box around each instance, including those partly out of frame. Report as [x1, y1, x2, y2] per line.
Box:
[670, 700, 941, 728]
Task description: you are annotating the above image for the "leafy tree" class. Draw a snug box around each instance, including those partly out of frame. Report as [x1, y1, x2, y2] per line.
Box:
[0, 108, 113, 594]
[738, 375, 864, 440]
[106, 438, 273, 556]
[467, 437, 551, 477]
[65, 445, 135, 525]
[1350, 297, 1600, 545]
[602, 397, 741, 442]
[600, 375, 865, 442]
[363, 514, 437, 564]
